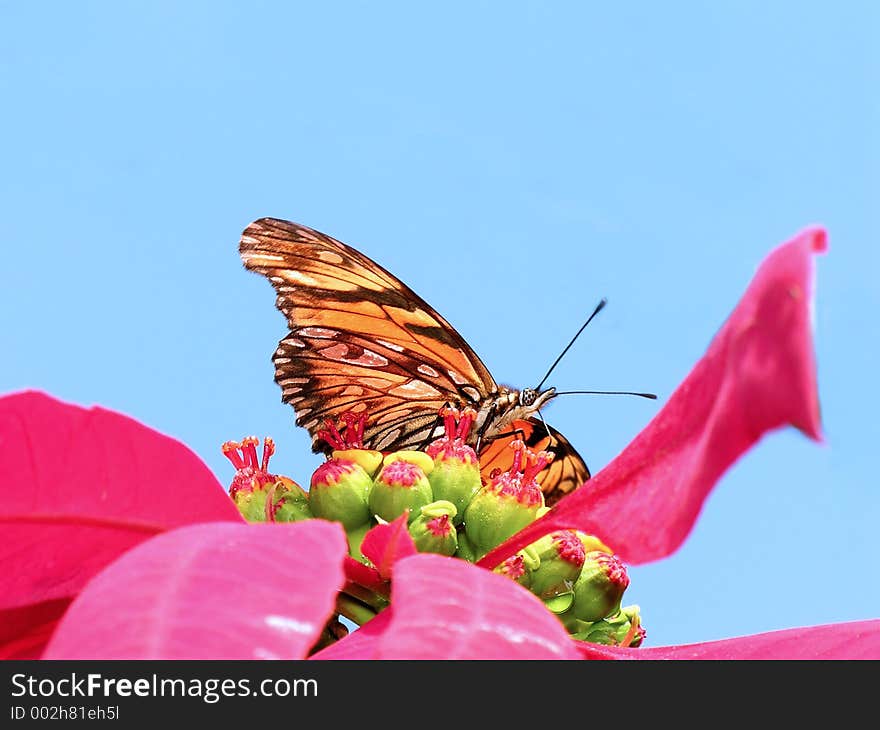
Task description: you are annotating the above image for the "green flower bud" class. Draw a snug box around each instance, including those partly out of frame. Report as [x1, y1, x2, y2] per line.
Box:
[383, 450, 435, 475]
[223, 437, 310, 523]
[272, 477, 313, 522]
[576, 531, 613, 555]
[463, 442, 547, 555]
[369, 459, 434, 524]
[543, 593, 575, 614]
[493, 553, 532, 589]
[333, 448, 384, 478]
[425, 407, 482, 524]
[525, 531, 586, 599]
[576, 605, 645, 647]
[309, 457, 374, 529]
[454, 529, 479, 562]
[408, 501, 458, 556]
[345, 521, 375, 564]
[570, 550, 630, 622]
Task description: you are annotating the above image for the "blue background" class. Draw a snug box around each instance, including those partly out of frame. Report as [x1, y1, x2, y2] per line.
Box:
[2, 2, 877, 648]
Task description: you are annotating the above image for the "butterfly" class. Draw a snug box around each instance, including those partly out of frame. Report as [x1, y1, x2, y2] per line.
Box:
[239, 217, 590, 505]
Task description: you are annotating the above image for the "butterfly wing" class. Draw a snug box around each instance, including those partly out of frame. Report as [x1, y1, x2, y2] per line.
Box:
[239, 217, 499, 452]
[478, 417, 591, 506]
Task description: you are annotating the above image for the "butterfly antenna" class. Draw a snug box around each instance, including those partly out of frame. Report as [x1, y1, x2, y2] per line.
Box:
[535, 298, 607, 391]
[555, 390, 658, 399]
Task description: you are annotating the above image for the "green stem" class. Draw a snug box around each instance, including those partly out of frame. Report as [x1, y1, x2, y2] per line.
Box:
[337, 593, 379, 627]
[343, 582, 388, 611]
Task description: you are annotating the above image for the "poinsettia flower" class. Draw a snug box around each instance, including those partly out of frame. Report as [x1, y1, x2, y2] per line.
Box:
[4, 225, 879, 659]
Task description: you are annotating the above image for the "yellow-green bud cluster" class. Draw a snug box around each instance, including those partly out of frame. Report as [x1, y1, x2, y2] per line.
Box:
[226, 411, 643, 646]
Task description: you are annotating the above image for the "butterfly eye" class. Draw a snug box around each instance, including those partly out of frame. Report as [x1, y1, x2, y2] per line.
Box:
[520, 388, 538, 407]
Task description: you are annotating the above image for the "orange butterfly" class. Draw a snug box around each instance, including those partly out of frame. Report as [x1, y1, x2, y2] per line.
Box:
[239, 217, 591, 504]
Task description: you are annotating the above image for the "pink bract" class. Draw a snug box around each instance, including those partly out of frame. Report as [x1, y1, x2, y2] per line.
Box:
[480, 226, 826, 568]
[360, 514, 417, 580]
[0, 391, 242, 658]
[44, 520, 347, 659]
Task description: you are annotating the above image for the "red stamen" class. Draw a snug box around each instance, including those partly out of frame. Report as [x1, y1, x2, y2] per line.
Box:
[260, 437, 275, 472]
[318, 418, 347, 451]
[319, 411, 369, 450]
[341, 411, 368, 448]
[440, 406, 459, 440]
[222, 436, 278, 495]
[509, 440, 525, 474]
[522, 449, 553, 483]
[241, 436, 260, 470]
[221, 440, 245, 470]
[457, 407, 476, 440]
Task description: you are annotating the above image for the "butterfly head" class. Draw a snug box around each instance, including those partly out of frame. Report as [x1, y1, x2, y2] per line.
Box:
[519, 386, 557, 410]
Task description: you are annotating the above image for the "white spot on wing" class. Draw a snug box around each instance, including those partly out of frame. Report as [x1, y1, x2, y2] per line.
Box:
[462, 386, 481, 402]
[448, 369, 468, 385]
[284, 270, 320, 286]
[377, 339, 405, 352]
[377, 428, 402, 449]
[317, 250, 345, 265]
[300, 327, 338, 338]
[389, 380, 442, 398]
[418, 364, 440, 378]
[319, 343, 389, 367]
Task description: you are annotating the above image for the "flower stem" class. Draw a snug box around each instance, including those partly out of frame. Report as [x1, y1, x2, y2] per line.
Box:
[336, 593, 379, 627]
[343, 581, 388, 611]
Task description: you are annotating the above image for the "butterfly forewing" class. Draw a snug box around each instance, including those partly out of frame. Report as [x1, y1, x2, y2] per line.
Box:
[239, 218, 498, 452]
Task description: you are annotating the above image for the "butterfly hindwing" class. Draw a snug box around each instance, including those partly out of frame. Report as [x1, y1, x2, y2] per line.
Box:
[477, 417, 591, 505]
[239, 217, 499, 452]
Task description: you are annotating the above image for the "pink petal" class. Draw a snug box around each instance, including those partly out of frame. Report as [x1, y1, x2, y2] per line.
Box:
[343, 555, 387, 594]
[0, 599, 71, 659]
[576, 619, 880, 660]
[480, 227, 826, 567]
[0, 390, 241, 615]
[376, 554, 579, 659]
[44, 519, 348, 659]
[311, 611, 392, 659]
[360, 514, 417, 579]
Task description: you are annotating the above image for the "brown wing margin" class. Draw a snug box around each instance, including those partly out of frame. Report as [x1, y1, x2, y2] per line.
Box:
[477, 417, 591, 505]
[239, 218, 499, 450]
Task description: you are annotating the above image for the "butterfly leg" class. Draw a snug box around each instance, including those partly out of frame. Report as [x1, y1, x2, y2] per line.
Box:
[474, 402, 498, 454]
[482, 426, 529, 444]
[416, 412, 445, 451]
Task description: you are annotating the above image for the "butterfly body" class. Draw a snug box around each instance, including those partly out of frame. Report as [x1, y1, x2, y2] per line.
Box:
[240, 217, 590, 504]
[472, 386, 558, 443]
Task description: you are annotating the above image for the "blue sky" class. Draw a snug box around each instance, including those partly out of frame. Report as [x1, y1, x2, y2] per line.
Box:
[1, 2, 877, 648]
